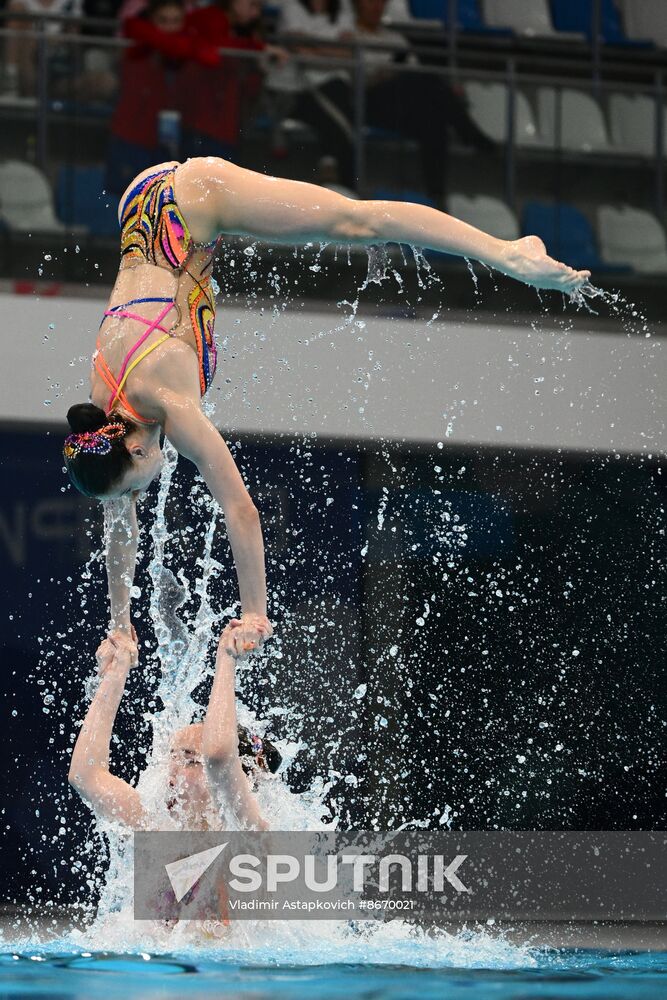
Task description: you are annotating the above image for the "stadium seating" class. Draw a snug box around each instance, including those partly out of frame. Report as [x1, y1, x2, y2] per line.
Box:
[620, 0, 667, 48]
[56, 164, 119, 237]
[464, 81, 546, 146]
[597, 204, 667, 273]
[550, 0, 652, 47]
[608, 93, 666, 156]
[0, 160, 69, 233]
[537, 87, 611, 151]
[382, 0, 412, 22]
[407, 0, 443, 20]
[482, 0, 558, 36]
[408, 0, 503, 30]
[522, 201, 627, 270]
[449, 193, 520, 240]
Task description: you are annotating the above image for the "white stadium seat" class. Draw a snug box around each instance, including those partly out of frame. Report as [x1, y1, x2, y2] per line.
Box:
[597, 204, 667, 273]
[449, 193, 520, 240]
[609, 93, 667, 156]
[482, 0, 556, 36]
[537, 87, 611, 152]
[464, 81, 546, 146]
[620, 0, 667, 48]
[0, 159, 67, 233]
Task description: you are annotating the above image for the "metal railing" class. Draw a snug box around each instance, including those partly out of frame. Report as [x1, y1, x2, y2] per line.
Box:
[0, 10, 665, 216]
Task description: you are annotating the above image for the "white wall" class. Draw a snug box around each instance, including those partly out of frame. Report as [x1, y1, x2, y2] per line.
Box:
[3, 290, 663, 454]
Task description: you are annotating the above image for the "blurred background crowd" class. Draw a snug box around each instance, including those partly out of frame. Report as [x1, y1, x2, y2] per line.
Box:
[1, 0, 667, 279]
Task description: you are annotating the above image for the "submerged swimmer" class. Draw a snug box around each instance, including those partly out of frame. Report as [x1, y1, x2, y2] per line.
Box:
[62, 156, 591, 652]
[68, 619, 280, 929]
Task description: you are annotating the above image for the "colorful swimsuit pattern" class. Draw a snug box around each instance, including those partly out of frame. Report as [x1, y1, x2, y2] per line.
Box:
[95, 164, 222, 416]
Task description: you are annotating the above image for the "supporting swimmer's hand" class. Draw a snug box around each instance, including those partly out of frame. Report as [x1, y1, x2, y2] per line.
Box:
[221, 614, 273, 661]
[500, 235, 591, 295]
[107, 624, 138, 646]
[96, 629, 138, 679]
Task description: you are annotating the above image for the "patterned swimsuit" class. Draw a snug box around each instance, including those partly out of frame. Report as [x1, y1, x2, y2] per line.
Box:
[94, 164, 222, 422]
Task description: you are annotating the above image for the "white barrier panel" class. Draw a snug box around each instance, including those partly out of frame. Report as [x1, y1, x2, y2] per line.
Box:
[3, 291, 663, 454]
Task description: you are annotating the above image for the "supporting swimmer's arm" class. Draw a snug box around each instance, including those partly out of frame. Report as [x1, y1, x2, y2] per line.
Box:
[204, 160, 590, 294]
[103, 495, 139, 637]
[68, 635, 146, 829]
[201, 623, 269, 830]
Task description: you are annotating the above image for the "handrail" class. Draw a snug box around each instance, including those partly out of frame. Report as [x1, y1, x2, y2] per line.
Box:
[1, 11, 664, 217]
[1, 7, 666, 81]
[0, 23, 665, 96]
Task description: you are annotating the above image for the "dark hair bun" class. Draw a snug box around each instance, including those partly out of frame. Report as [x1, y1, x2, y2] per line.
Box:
[66, 402, 108, 434]
[237, 724, 283, 774]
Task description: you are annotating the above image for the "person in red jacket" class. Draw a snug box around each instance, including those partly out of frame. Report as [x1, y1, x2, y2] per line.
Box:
[106, 0, 222, 195]
[180, 0, 287, 160]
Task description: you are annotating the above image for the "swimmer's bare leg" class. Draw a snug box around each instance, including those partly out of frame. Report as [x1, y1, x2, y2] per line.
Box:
[173, 156, 590, 295]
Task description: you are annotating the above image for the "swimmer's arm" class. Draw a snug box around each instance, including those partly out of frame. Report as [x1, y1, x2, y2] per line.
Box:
[68, 638, 146, 829]
[208, 160, 589, 293]
[201, 633, 269, 830]
[103, 496, 139, 637]
[161, 390, 267, 618]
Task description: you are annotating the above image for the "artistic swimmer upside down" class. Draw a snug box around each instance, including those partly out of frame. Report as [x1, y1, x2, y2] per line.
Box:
[62, 156, 591, 656]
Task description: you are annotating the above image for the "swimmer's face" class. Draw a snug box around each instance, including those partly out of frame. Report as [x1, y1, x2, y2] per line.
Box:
[151, 3, 185, 32]
[104, 440, 164, 500]
[166, 724, 214, 823]
[228, 0, 262, 26]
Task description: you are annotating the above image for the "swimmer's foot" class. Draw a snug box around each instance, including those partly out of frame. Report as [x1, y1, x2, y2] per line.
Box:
[499, 235, 591, 295]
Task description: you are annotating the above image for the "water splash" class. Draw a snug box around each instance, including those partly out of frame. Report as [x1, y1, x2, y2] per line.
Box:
[15, 239, 662, 970]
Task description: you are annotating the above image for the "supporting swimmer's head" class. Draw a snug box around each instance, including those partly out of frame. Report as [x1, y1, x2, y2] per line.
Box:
[167, 724, 212, 825]
[165, 722, 282, 822]
[63, 403, 163, 499]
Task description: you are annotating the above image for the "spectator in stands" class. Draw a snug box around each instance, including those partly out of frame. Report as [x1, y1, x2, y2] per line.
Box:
[72, 0, 123, 102]
[180, 0, 288, 161]
[266, 0, 354, 159]
[4, 0, 83, 96]
[117, 0, 194, 26]
[105, 0, 221, 194]
[281, 0, 496, 206]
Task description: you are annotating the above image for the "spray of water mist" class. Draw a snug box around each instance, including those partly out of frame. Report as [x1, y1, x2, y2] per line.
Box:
[7, 243, 661, 969]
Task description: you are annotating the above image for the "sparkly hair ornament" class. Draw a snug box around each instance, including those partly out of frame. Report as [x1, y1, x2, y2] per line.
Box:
[63, 422, 126, 460]
[250, 733, 268, 769]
